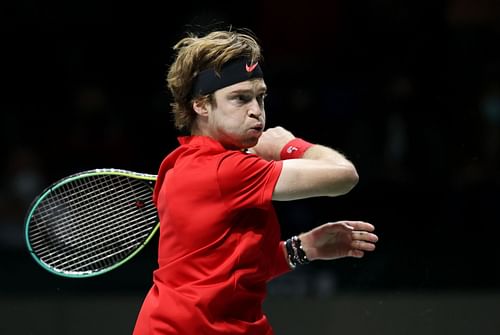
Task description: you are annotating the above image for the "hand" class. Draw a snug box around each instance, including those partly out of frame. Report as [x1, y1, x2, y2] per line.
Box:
[250, 126, 295, 161]
[299, 221, 378, 260]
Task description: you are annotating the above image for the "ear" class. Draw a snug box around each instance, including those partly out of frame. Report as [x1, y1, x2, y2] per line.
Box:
[192, 99, 209, 117]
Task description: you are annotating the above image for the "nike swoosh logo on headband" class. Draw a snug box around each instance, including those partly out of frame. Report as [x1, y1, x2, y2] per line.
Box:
[246, 62, 258, 73]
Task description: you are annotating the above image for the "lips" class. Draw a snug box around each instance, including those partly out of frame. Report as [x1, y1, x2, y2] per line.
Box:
[251, 123, 263, 131]
[250, 127, 263, 134]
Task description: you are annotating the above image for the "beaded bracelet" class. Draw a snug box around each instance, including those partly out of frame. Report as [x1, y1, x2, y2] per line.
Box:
[285, 235, 310, 268]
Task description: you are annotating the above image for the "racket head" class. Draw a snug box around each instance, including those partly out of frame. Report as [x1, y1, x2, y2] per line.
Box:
[24, 169, 159, 278]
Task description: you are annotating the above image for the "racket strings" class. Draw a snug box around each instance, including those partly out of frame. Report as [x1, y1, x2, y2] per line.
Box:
[27, 174, 157, 274]
[30, 176, 148, 237]
[30, 176, 154, 272]
[48, 219, 154, 270]
[29, 176, 151, 249]
[30, 180, 151, 250]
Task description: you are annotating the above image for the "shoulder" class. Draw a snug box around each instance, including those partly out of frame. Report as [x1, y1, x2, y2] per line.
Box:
[217, 151, 283, 189]
[218, 151, 278, 173]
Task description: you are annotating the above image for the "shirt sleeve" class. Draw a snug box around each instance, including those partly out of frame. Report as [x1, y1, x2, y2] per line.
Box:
[269, 241, 293, 280]
[217, 152, 283, 210]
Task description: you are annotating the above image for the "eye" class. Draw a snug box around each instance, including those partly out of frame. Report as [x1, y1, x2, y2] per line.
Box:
[230, 92, 267, 106]
[237, 94, 252, 103]
[257, 93, 267, 103]
[256, 93, 267, 106]
[233, 94, 252, 104]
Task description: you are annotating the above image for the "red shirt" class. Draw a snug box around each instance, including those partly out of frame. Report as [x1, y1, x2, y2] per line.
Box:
[133, 136, 291, 335]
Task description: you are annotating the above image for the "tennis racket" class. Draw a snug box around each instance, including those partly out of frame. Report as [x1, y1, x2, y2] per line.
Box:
[24, 168, 159, 278]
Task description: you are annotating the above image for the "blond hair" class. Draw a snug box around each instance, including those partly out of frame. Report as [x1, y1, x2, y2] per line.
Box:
[166, 29, 262, 132]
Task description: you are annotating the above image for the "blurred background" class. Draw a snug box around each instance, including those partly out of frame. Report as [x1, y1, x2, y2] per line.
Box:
[1, 0, 500, 334]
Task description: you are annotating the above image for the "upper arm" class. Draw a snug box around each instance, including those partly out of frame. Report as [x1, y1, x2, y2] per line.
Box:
[218, 152, 282, 208]
[272, 158, 359, 201]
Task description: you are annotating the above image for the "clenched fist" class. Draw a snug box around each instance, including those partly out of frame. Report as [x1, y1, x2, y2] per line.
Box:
[250, 126, 295, 161]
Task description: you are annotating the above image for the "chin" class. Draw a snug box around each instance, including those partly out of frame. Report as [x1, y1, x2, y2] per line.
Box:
[225, 133, 259, 149]
[244, 137, 260, 148]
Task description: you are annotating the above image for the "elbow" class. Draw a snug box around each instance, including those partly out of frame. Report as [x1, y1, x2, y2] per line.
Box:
[329, 165, 359, 196]
[349, 164, 360, 187]
[341, 167, 359, 195]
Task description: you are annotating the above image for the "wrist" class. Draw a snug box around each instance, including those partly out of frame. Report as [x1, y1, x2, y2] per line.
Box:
[280, 138, 314, 160]
[298, 232, 315, 261]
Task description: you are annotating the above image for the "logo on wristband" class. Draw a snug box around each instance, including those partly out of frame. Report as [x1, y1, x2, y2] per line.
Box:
[280, 138, 313, 160]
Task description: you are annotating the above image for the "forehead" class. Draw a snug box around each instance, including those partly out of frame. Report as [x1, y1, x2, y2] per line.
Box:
[218, 78, 267, 94]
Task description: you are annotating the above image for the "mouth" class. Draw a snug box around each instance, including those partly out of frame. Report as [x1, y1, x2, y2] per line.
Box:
[250, 123, 264, 132]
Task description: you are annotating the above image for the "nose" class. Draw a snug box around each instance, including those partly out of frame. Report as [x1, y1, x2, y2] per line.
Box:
[248, 98, 263, 119]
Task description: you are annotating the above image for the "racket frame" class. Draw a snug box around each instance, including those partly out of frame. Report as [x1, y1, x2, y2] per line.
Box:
[24, 168, 159, 278]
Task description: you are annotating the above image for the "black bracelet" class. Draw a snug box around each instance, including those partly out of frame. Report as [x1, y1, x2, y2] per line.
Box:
[291, 236, 310, 265]
[285, 238, 297, 269]
[285, 236, 310, 268]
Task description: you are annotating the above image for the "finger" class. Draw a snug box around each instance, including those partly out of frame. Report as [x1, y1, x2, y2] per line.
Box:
[321, 222, 355, 235]
[343, 221, 375, 232]
[348, 249, 364, 258]
[353, 231, 379, 243]
[327, 221, 355, 230]
[351, 240, 377, 252]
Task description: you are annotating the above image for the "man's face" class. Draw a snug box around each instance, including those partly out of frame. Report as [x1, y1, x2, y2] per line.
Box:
[206, 78, 267, 149]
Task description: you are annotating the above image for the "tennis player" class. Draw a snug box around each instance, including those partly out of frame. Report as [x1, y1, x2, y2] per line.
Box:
[133, 28, 378, 335]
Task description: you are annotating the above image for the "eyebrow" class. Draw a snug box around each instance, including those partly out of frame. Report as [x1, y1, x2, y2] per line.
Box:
[228, 85, 267, 95]
[229, 89, 266, 96]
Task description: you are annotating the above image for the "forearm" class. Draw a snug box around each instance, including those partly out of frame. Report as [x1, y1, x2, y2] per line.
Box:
[254, 127, 359, 199]
[302, 144, 356, 170]
[273, 139, 359, 200]
[279, 137, 357, 172]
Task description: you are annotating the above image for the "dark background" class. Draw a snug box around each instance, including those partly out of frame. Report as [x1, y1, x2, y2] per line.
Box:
[1, 0, 500, 321]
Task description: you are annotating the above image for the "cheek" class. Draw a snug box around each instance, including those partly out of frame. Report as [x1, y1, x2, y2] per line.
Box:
[221, 109, 245, 125]
[212, 111, 239, 132]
